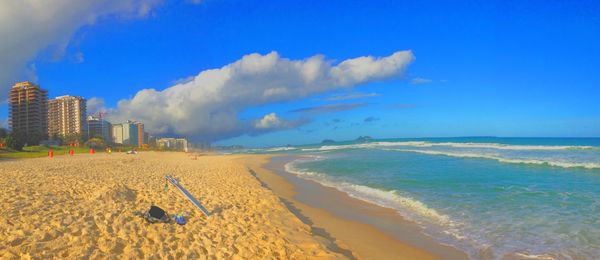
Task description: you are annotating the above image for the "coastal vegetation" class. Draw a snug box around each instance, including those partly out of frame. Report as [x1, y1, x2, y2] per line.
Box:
[0, 128, 149, 159]
[0, 145, 92, 159]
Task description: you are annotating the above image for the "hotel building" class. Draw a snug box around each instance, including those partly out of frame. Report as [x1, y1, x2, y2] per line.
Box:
[8, 81, 48, 144]
[47, 95, 87, 139]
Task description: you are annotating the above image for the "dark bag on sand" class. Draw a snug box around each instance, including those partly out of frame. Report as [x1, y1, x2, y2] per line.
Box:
[144, 205, 171, 223]
[149, 205, 166, 219]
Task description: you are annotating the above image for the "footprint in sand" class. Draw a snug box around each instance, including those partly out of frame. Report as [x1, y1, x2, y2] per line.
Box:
[9, 237, 25, 247]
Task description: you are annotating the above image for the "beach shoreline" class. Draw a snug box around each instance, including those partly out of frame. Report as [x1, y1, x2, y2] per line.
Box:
[237, 154, 469, 260]
[2, 151, 469, 259]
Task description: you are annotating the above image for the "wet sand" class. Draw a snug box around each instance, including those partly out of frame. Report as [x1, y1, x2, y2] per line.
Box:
[237, 155, 469, 260]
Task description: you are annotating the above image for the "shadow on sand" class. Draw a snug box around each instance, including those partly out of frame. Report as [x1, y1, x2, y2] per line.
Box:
[248, 168, 357, 260]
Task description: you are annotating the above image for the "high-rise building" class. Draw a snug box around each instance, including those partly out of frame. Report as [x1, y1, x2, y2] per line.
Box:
[157, 137, 188, 152]
[87, 115, 112, 141]
[134, 121, 145, 147]
[47, 96, 87, 140]
[112, 124, 124, 144]
[111, 121, 139, 146]
[9, 81, 48, 144]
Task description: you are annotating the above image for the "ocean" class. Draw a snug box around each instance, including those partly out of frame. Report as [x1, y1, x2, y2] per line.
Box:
[248, 137, 600, 259]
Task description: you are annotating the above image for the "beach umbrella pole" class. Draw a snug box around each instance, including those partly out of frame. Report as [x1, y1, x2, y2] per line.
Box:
[165, 175, 210, 217]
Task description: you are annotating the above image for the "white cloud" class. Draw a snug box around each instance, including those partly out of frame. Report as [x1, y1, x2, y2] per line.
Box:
[111, 50, 415, 141]
[0, 118, 7, 129]
[411, 77, 433, 84]
[0, 0, 162, 99]
[252, 113, 301, 130]
[87, 97, 107, 116]
[254, 113, 282, 129]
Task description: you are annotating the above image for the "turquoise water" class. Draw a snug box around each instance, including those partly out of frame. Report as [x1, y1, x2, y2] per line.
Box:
[251, 138, 600, 259]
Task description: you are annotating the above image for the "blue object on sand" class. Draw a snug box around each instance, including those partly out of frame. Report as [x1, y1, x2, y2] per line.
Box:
[175, 214, 187, 225]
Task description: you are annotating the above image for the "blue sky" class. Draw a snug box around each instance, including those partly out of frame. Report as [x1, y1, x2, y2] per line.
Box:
[1, 0, 599, 147]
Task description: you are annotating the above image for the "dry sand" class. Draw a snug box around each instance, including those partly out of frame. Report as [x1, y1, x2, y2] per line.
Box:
[0, 152, 348, 259]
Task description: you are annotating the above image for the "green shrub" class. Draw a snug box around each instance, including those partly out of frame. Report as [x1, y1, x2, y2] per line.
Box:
[5, 134, 25, 151]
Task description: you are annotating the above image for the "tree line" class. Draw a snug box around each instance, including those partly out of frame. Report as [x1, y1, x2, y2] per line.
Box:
[0, 128, 108, 151]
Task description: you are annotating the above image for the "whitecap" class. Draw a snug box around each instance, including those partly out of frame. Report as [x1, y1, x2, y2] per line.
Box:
[384, 149, 600, 169]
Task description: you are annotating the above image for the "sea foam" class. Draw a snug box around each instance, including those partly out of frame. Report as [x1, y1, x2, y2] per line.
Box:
[283, 158, 486, 256]
[386, 149, 600, 169]
[294, 141, 600, 169]
[302, 141, 594, 152]
[284, 159, 457, 229]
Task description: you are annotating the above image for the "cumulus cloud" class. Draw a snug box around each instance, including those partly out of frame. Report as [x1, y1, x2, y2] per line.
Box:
[254, 113, 284, 129]
[111, 50, 415, 141]
[0, 0, 162, 99]
[290, 103, 367, 114]
[87, 97, 108, 116]
[411, 77, 433, 84]
[325, 92, 380, 101]
[251, 113, 306, 134]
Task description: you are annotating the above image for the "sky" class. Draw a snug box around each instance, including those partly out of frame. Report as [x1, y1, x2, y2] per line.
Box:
[1, 0, 599, 147]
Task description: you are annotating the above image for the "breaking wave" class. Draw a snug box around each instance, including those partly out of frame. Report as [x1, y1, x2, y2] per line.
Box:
[385, 149, 600, 169]
[301, 141, 595, 152]
[284, 159, 461, 234]
[264, 146, 298, 152]
[291, 141, 600, 170]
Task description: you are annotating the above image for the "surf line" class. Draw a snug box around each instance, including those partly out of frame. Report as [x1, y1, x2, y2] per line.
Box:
[165, 175, 210, 217]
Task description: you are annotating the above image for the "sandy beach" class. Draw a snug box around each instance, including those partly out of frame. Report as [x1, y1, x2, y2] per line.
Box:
[0, 152, 349, 259]
[0, 152, 466, 259]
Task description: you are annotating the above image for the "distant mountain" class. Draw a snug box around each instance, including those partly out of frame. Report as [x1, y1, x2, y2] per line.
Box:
[355, 136, 372, 142]
[321, 139, 336, 144]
